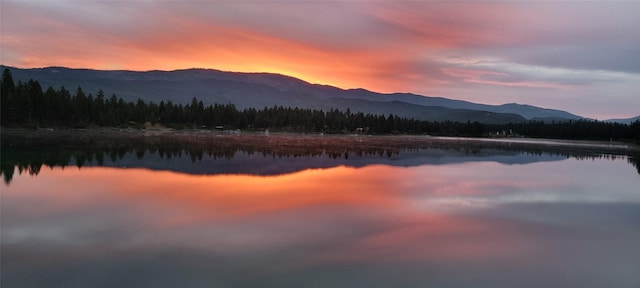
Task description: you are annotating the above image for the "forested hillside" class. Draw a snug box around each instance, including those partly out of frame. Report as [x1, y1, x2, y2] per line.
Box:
[2, 69, 639, 141]
[3, 66, 585, 123]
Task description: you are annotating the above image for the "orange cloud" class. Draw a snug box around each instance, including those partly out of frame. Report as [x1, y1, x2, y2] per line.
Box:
[3, 1, 639, 119]
[0, 1, 449, 93]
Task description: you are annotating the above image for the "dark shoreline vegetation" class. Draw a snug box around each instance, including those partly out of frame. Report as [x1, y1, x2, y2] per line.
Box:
[2, 129, 639, 184]
[2, 68, 639, 141]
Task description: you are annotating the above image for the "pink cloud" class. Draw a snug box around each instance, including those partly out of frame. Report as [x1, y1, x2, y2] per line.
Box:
[441, 67, 573, 90]
[1, 1, 638, 118]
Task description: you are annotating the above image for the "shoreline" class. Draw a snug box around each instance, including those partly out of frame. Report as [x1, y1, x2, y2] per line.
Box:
[2, 127, 639, 156]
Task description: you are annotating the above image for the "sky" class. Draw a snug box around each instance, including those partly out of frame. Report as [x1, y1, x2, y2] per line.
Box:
[1, 0, 639, 119]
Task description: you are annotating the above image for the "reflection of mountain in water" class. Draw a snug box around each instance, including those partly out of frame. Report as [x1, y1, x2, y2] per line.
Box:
[6, 138, 640, 183]
[83, 149, 570, 177]
[2, 132, 638, 184]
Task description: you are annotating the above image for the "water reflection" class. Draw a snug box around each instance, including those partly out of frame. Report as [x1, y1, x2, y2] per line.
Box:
[2, 133, 639, 184]
[3, 155, 640, 287]
[2, 133, 640, 287]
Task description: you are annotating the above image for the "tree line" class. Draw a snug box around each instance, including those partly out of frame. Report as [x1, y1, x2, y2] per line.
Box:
[2, 68, 639, 141]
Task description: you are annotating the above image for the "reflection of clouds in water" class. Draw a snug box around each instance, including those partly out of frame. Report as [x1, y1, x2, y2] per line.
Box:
[405, 158, 640, 213]
[2, 157, 640, 288]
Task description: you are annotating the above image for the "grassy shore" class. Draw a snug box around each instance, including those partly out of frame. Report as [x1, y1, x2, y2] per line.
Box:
[2, 127, 639, 157]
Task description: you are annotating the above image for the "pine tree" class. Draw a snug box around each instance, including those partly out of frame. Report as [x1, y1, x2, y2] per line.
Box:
[1, 68, 17, 124]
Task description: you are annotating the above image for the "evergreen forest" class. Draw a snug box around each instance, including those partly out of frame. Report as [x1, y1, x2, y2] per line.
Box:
[2, 69, 639, 142]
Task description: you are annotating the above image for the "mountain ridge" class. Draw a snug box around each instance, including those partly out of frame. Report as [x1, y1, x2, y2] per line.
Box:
[3, 65, 590, 124]
[604, 115, 640, 124]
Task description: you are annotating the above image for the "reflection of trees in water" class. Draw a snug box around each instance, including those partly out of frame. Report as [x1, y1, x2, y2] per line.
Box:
[1, 134, 403, 184]
[1, 148, 399, 184]
[629, 157, 640, 175]
[2, 132, 638, 184]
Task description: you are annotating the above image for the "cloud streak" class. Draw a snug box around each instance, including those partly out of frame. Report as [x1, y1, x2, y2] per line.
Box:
[1, 1, 638, 119]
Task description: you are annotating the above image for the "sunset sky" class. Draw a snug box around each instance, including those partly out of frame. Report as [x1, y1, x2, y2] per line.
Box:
[1, 1, 638, 119]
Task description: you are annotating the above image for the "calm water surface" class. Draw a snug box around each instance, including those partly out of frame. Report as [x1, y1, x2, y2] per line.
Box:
[2, 137, 639, 288]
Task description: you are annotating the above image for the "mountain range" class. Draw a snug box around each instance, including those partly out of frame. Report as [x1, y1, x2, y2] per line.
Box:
[4, 66, 635, 124]
[603, 115, 640, 125]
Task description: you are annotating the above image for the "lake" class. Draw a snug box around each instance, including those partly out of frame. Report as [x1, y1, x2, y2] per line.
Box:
[2, 131, 639, 288]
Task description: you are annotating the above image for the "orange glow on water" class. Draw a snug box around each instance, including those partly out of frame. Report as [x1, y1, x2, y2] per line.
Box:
[2, 164, 538, 262]
[3, 152, 639, 286]
[5, 157, 636, 267]
[5, 165, 405, 221]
